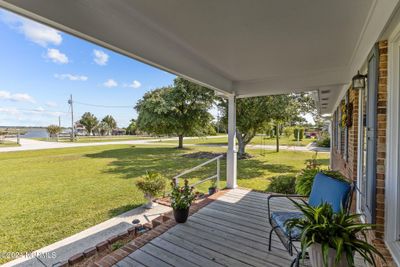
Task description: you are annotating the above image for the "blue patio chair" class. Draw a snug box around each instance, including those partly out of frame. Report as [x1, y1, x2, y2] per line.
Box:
[267, 172, 354, 265]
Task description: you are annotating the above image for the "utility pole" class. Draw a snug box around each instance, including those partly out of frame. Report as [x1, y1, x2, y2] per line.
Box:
[68, 95, 74, 141]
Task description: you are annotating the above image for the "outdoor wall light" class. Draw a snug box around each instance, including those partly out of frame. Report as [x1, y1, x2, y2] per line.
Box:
[352, 71, 367, 90]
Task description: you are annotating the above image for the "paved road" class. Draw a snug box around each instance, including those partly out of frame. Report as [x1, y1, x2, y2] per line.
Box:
[0, 136, 329, 153]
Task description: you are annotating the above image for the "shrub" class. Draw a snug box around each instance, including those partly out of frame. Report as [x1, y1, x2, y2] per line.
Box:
[295, 168, 319, 196]
[317, 136, 331, 147]
[135, 171, 167, 197]
[293, 127, 304, 140]
[283, 127, 294, 139]
[295, 168, 347, 196]
[267, 175, 296, 194]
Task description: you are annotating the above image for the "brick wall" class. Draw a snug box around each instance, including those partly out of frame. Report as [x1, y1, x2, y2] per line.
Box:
[331, 88, 359, 183]
[331, 40, 394, 266]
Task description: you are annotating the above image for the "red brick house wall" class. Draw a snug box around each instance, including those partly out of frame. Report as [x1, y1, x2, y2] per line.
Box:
[330, 40, 394, 266]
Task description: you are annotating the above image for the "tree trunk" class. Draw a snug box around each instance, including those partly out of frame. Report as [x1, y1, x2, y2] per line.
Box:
[237, 136, 246, 157]
[275, 124, 280, 152]
[178, 135, 184, 148]
[236, 131, 248, 158]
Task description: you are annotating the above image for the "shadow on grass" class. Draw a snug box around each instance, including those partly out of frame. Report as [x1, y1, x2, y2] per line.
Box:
[84, 146, 289, 184]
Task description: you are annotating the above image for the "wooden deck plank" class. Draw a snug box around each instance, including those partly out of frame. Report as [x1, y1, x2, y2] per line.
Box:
[128, 249, 172, 267]
[180, 218, 294, 266]
[114, 256, 146, 267]
[150, 237, 224, 267]
[161, 231, 253, 267]
[169, 226, 269, 267]
[117, 189, 362, 267]
[189, 214, 289, 251]
[141, 243, 199, 267]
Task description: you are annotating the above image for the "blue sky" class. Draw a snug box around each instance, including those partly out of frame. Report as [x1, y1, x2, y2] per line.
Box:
[0, 8, 176, 127]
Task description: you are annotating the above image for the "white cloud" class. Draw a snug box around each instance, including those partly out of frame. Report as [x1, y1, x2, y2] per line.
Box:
[0, 107, 19, 116]
[103, 79, 118, 88]
[54, 73, 88, 81]
[46, 101, 58, 107]
[47, 49, 69, 64]
[35, 106, 45, 112]
[125, 80, 142, 89]
[0, 90, 35, 103]
[93, 49, 109, 65]
[0, 10, 62, 47]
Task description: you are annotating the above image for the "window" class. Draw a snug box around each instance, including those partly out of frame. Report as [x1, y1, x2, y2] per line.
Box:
[356, 44, 378, 223]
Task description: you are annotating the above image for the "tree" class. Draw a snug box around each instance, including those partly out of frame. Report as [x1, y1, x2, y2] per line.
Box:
[136, 77, 215, 148]
[219, 93, 316, 157]
[126, 119, 138, 135]
[102, 115, 117, 135]
[219, 96, 279, 157]
[79, 112, 98, 135]
[46, 125, 61, 138]
[96, 121, 110, 136]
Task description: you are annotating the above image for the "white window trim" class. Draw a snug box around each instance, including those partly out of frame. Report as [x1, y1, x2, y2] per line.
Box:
[386, 26, 400, 265]
[356, 88, 365, 219]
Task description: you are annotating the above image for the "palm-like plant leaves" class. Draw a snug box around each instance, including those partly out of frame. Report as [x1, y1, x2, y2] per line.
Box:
[285, 199, 385, 267]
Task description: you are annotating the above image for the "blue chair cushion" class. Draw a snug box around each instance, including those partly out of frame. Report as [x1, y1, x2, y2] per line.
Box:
[271, 211, 303, 239]
[308, 172, 351, 213]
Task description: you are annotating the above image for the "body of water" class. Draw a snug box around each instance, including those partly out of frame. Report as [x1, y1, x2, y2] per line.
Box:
[22, 128, 49, 138]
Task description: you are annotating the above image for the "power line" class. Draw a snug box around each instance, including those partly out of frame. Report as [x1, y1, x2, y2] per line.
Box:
[74, 101, 134, 109]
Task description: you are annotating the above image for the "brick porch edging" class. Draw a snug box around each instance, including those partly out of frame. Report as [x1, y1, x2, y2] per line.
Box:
[86, 189, 228, 267]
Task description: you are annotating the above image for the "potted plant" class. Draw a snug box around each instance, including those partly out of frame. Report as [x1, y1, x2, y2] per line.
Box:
[286, 200, 385, 267]
[135, 171, 167, 209]
[208, 179, 218, 195]
[170, 179, 195, 223]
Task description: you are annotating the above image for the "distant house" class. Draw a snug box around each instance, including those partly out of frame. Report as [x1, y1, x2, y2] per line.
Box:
[112, 128, 126, 136]
[74, 122, 87, 136]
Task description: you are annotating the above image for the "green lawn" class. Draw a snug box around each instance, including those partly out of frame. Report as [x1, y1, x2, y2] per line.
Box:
[157, 135, 315, 146]
[33, 135, 154, 143]
[0, 140, 20, 147]
[0, 144, 328, 262]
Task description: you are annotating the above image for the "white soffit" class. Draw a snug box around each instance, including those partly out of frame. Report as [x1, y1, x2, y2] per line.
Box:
[0, 0, 398, 103]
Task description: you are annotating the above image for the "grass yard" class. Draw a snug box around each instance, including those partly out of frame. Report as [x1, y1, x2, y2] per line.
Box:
[0, 144, 328, 262]
[33, 135, 154, 143]
[156, 135, 315, 147]
[0, 140, 20, 147]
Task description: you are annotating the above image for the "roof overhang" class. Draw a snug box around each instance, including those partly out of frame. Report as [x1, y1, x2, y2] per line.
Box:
[0, 0, 399, 114]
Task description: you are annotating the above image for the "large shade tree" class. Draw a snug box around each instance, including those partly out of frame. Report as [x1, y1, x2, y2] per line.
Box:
[136, 77, 215, 148]
[79, 112, 98, 136]
[219, 93, 316, 157]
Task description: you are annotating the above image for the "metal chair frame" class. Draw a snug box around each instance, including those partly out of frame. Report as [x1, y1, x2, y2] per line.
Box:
[267, 181, 355, 267]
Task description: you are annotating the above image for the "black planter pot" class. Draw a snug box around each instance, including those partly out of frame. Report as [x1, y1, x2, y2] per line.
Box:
[208, 187, 217, 195]
[173, 207, 190, 223]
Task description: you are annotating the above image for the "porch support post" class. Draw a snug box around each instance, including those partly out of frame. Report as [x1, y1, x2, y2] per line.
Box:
[226, 94, 237, 189]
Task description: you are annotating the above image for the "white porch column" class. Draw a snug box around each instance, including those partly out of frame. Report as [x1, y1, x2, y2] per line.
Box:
[226, 94, 237, 189]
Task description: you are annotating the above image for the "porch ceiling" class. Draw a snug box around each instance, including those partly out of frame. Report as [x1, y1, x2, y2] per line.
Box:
[0, 0, 398, 113]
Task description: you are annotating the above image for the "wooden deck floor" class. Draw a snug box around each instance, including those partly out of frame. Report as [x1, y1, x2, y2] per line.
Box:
[113, 189, 362, 267]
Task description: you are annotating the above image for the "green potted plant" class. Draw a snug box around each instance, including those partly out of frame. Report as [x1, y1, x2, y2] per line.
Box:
[170, 178, 195, 223]
[208, 179, 218, 195]
[286, 200, 385, 267]
[135, 171, 167, 209]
